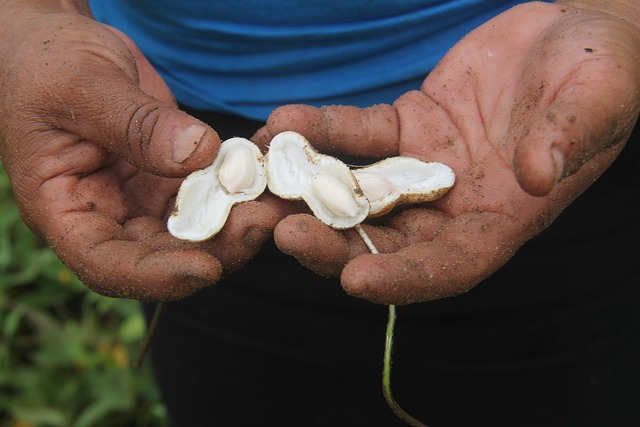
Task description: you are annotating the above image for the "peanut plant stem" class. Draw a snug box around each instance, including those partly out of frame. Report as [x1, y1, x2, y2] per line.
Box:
[135, 302, 164, 369]
[355, 225, 429, 427]
[383, 304, 429, 427]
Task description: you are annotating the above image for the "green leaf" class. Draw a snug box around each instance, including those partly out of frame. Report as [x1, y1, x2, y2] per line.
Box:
[1, 163, 169, 426]
[2, 306, 25, 339]
[11, 406, 70, 427]
[74, 395, 132, 427]
[118, 312, 147, 343]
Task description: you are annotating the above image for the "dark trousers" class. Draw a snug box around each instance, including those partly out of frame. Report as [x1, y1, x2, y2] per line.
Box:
[145, 109, 640, 427]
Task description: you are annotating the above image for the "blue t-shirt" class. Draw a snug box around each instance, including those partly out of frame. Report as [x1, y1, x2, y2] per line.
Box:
[89, 1, 539, 120]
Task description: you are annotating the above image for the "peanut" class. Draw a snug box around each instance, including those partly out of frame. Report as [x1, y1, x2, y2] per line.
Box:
[354, 171, 397, 202]
[218, 144, 256, 194]
[310, 173, 359, 218]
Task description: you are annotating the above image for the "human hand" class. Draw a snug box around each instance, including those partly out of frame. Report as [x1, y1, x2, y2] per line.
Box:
[255, 1, 640, 305]
[0, 4, 280, 300]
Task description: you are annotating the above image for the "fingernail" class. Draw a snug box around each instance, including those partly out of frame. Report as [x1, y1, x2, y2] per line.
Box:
[173, 124, 207, 163]
[551, 147, 564, 184]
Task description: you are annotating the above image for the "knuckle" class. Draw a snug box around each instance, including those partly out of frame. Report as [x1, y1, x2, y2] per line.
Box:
[123, 102, 162, 162]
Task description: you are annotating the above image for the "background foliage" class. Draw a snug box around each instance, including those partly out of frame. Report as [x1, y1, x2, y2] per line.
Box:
[0, 163, 169, 427]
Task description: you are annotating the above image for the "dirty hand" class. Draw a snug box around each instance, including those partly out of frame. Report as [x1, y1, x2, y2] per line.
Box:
[256, 1, 640, 305]
[0, 3, 280, 300]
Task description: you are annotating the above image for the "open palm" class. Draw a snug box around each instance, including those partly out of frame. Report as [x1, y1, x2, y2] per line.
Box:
[257, 2, 640, 304]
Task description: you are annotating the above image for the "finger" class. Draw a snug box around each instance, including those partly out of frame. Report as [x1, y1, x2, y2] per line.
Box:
[513, 85, 634, 196]
[198, 201, 281, 273]
[385, 207, 452, 244]
[35, 21, 220, 177]
[340, 211, 524, 305]
[126, 200, 282, 274]
[257, 104, 400, 158]
[256, 192, 311, 222]
[273, 212, 419, 278]
[46, 211, 223, 301]
[512, 23, 639, 196]
[58, 81, 220, 178]
[274, 208, 450, 278]
[273, 214, 352, 277]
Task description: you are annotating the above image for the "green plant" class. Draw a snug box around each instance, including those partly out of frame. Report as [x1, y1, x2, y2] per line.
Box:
[0, 163, 169, 427]
[356, 225, 428, 427]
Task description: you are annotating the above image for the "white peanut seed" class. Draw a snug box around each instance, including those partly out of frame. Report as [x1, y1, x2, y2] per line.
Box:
[311, 173, 359, 218]
[355, 171, 397, 202]
[218, 144, 256, 194]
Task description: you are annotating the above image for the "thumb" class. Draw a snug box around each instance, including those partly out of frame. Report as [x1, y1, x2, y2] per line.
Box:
[513, 73, 637, 196]
[45, 23, 220, 177]
[512, 28, 639, 196]
[91, 92, 221, 177]
[513, 85, 636, 197]
[62, 79, 220, 178]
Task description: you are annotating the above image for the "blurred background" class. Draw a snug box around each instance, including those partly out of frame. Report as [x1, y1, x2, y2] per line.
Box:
[0, 164, 169, 427]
